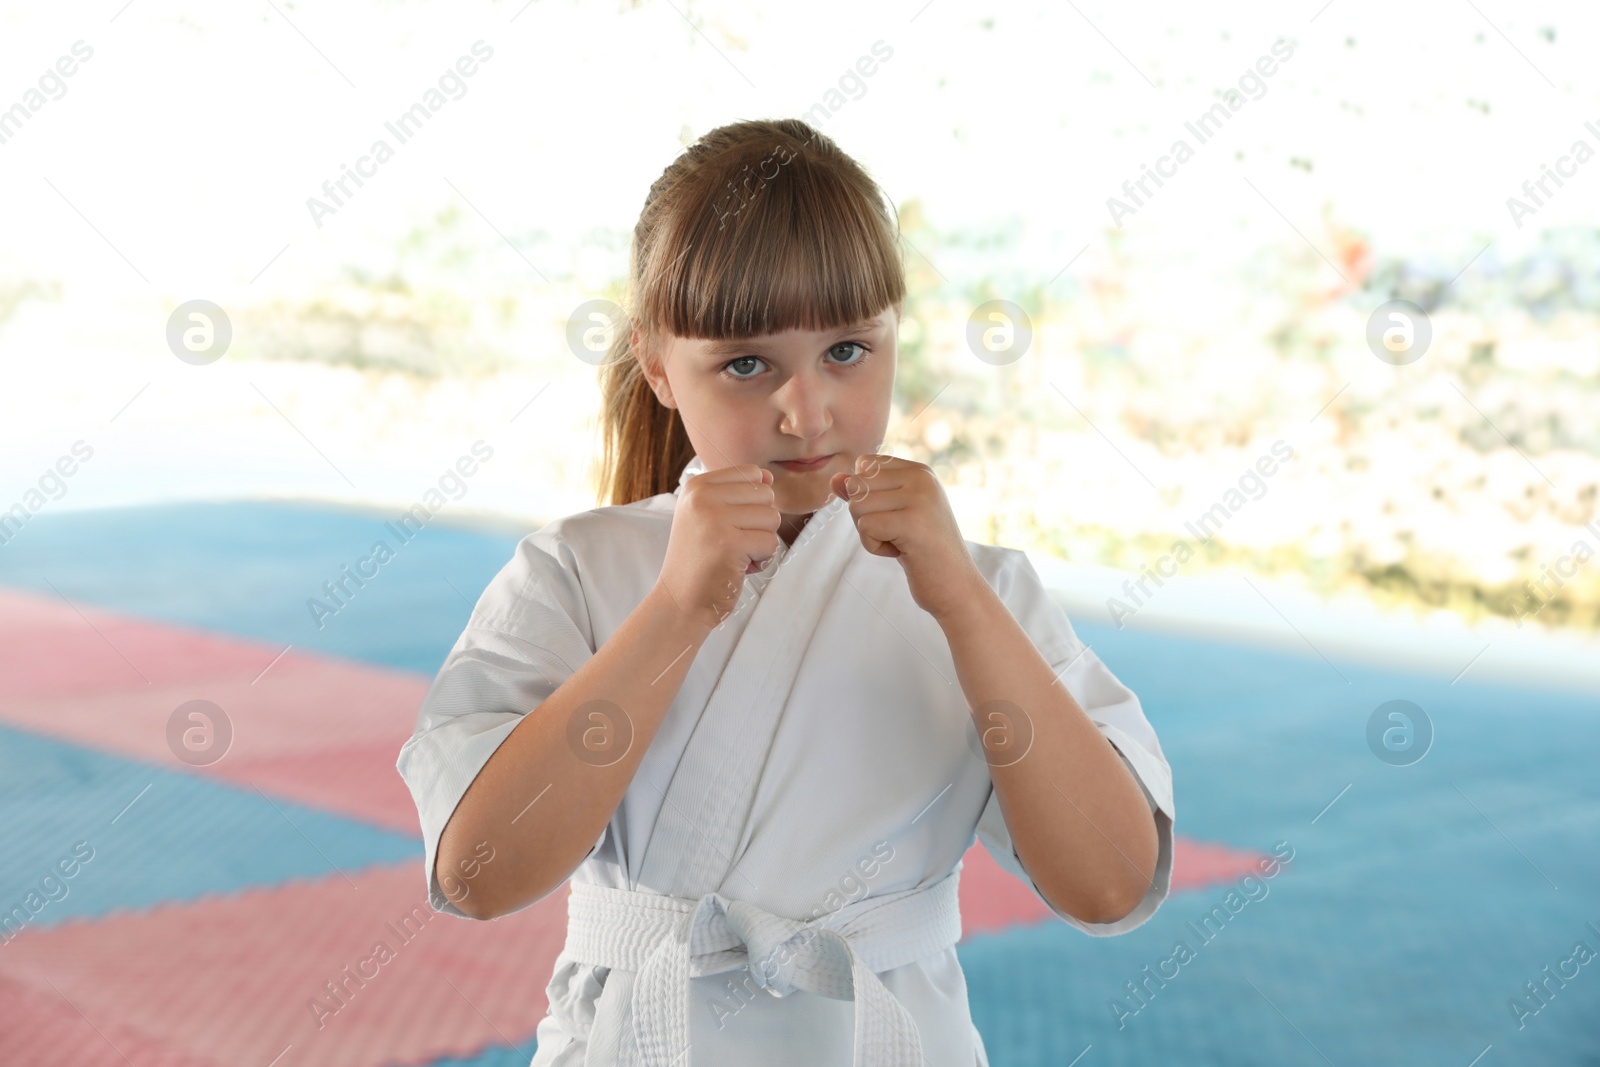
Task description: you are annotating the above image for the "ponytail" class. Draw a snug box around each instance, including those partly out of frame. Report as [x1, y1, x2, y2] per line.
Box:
[596, 324, 694, 506]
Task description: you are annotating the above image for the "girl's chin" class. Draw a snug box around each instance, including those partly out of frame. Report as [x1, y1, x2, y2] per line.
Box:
[775, 483, 838, 512]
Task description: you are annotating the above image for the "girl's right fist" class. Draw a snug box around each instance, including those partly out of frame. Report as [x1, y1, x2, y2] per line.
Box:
[656, 463, 782, 630]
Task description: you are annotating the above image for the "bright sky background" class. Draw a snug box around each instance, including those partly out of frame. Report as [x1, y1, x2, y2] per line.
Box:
[1, 0, 1597, 521]
[3, 1, 1596, 294]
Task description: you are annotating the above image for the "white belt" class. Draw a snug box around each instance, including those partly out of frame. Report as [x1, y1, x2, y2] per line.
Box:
[563, 867, 964, 1067]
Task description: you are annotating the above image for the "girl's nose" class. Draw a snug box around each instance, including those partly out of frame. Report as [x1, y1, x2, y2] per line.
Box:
[775, 373, 832, 440]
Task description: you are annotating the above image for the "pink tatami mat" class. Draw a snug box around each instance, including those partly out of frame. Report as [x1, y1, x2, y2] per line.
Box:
[0, 861, 563, 1067]
[0, 586, 428, 834]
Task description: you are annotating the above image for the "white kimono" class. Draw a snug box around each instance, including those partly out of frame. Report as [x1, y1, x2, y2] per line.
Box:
[397, 456, 1176, 1067]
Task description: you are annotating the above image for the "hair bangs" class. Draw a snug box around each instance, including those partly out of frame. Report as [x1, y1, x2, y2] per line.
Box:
[638, 143, 903, 343]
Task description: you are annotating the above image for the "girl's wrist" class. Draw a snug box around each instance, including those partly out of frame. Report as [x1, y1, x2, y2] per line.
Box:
[645, 579, 720, 638]
[925, 565, 998, 629]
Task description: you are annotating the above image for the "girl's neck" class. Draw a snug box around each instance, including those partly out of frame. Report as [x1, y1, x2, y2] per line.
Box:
[777, 511, 814, 547]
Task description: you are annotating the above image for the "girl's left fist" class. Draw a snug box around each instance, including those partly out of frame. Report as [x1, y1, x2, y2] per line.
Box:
[829, 454, 985, 619]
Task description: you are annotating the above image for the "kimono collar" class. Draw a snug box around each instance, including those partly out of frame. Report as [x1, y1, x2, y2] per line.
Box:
[673, 454, 706, 495]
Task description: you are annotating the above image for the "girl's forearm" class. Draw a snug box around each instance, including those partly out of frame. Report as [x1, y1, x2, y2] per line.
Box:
[933, 577, 1159, 925]
[437, 582, 713, 919]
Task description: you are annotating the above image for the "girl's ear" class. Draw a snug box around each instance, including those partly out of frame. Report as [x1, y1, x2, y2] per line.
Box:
[634, 326, 678, 409]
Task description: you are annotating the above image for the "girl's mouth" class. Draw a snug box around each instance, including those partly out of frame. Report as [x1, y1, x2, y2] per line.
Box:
[774, 453, 833, 472]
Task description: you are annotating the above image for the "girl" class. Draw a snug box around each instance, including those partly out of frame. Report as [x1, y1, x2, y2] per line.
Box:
[398, 118, 1175, 1067]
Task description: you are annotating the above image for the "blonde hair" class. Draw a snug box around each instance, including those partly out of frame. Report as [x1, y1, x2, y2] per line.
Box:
[596, 118, 906, 506]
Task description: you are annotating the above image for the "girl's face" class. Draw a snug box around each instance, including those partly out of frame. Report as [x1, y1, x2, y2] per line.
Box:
[639, 304, 900, 530]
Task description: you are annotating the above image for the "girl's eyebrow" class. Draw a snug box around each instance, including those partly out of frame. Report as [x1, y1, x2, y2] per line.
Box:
[699, 319, 882, 357]
[701, 337, 763, 356]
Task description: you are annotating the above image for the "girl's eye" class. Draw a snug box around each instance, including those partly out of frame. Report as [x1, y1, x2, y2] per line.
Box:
[724, 356, 763, 379]
[827, 341, 869, 366]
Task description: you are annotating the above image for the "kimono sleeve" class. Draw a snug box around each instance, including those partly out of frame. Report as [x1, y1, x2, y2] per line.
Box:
[395, 523, 605, 919]
[973, 548, 1176, 937]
